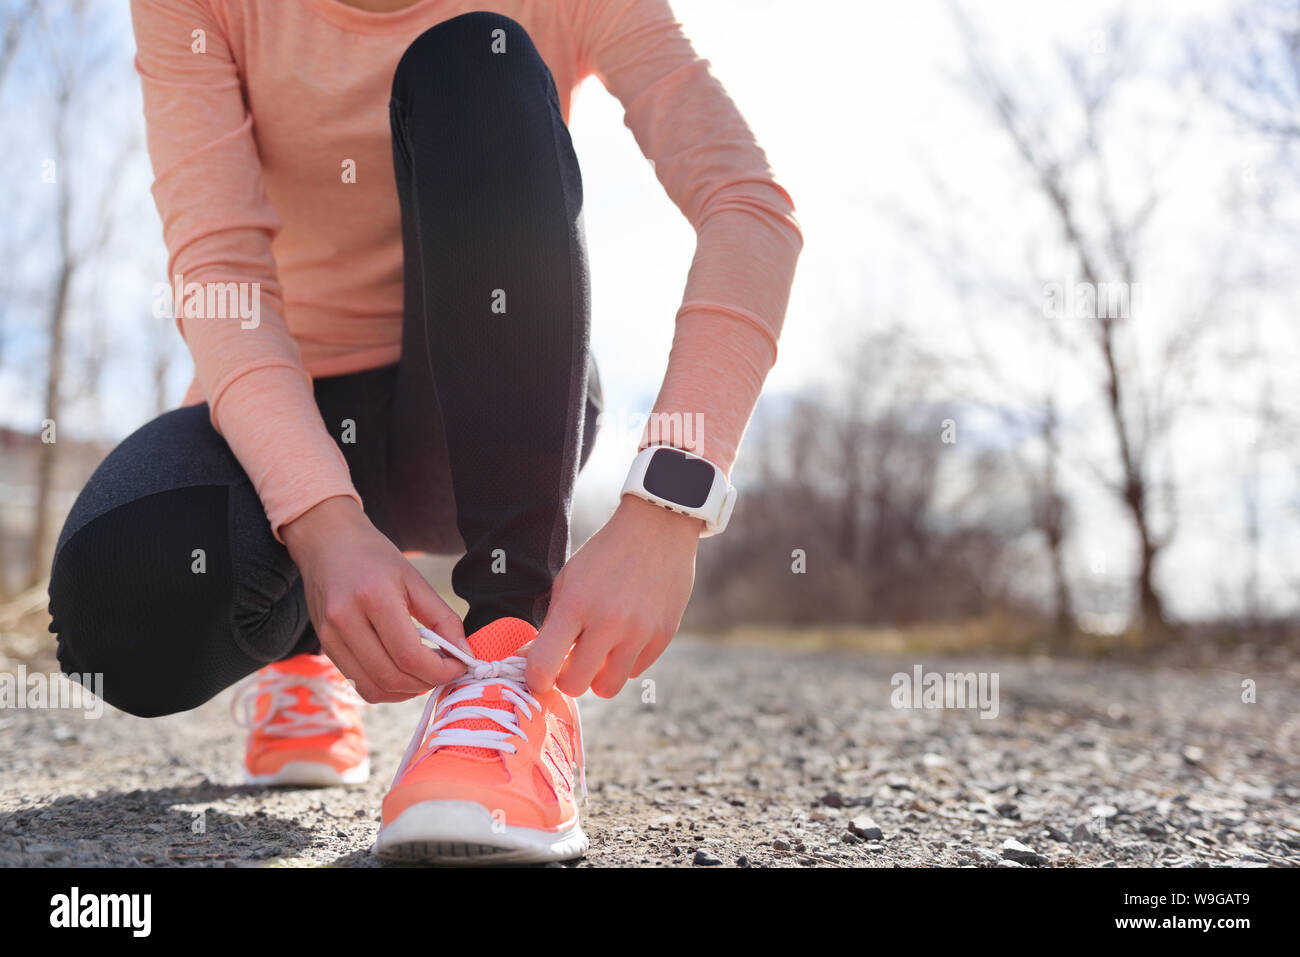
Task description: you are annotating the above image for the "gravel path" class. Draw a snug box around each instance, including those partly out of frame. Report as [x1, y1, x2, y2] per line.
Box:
[1, 637, 1297, 867]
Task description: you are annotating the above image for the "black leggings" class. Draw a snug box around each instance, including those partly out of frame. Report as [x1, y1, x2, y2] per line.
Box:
[48, 12, 598, 718]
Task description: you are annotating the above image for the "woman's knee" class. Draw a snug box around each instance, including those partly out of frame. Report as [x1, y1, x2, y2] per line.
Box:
[55, 405, 242, 558]
[392, 11, 551, 108]
[48, 485, 256, 718]
[48, 404, 307, 716]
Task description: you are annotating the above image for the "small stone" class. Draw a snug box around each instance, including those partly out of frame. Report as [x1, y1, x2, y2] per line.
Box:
[1000, 838, 1048, 866]
[772, 839, 791, 851]
[1045, 825, 1071, 843]
[1182, 746, 1205, 766]
[849, 816, 884, 841]
[693, 849, 722, 866]
[1071, 823, 1095, 843]
[841, 832, 863, 845]
[22, 843, 63, 859]
[996, 802, 1020, 819]
[736, 856, 750, 868]
[820, 791, 846, 808]
[996, 859, 1027, 868]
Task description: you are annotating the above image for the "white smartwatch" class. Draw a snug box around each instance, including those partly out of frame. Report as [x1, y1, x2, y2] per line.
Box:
[620, 445, 737, 537]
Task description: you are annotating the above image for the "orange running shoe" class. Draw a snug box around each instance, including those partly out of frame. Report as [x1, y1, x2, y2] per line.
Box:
[375, 617, 587, 864]
[231, 653, 370, 787]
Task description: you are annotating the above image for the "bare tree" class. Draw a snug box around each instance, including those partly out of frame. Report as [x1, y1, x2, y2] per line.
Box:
[1022, 398, 1075, 637]
[0, 0, 39, 595]
[0, 0, 36, 92]
[28, 72, 74, 588]
[688, 326, 1022, 632]
[1193, 0, 1300, 160]
[24, 0, 136, 587]
[1195, 0, 1300, 625]
[891, 195, 1079, 638]
[942, 10, 1230, 637]
[145, 311, 178, 418]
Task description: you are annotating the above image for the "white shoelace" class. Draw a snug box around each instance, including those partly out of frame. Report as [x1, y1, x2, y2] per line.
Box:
[391, 624, 587, 802]
[230, 670, 366, 738]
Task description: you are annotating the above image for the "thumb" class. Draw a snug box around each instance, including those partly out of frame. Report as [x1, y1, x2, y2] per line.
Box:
[528, 598, 581, 693]
[403, 567, 468, 652]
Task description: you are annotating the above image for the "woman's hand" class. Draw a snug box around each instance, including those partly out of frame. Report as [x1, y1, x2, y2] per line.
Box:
[282, 496, 468, 703]
[527, 495, 700, 699]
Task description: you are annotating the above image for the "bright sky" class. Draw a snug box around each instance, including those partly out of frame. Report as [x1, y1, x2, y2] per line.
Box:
[1, 0, 1295, 619]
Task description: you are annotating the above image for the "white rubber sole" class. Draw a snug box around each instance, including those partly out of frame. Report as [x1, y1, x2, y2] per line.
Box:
[374, 800, 588, 865]
[245, 758, 371, 788]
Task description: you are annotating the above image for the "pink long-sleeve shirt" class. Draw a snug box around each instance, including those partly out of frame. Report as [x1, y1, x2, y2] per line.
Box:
[131, 0, 802, 541]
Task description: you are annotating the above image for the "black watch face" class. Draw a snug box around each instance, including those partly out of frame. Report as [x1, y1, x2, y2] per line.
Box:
[643, 448, 714, 508]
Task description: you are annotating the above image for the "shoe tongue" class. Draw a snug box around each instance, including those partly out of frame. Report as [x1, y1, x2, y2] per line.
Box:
[260, 654, 343, 727]
[464, 617, 536, 662]
[435, 617, 537, 761]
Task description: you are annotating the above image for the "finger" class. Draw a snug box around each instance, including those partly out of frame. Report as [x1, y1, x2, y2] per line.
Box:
[331, 601, 427, 698]
[555, 627, 611, 698]
[316, 627, 404, 704]
[403, 567, 469, 653]
[630, 632, 672, 678]
[318, 599, 410, 698]
[527, 600, 583, 692]
[589, 640, 642, 699]
[366, 589, 451, 690]
[402, 572, 470, 684]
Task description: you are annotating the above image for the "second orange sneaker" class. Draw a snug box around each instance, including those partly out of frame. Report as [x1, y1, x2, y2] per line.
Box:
[375, 617, 587, 864]
[231, 652, 370, 787]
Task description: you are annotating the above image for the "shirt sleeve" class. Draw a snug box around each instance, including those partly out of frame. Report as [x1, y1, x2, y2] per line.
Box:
[569, 0, 804, 475]
[131, 0, 361, 540]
